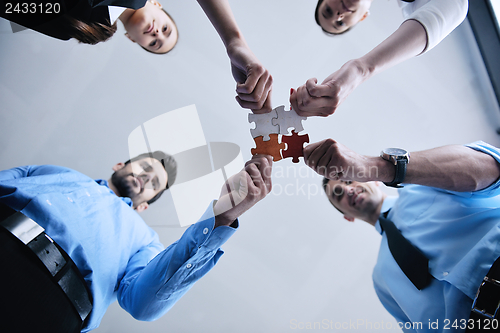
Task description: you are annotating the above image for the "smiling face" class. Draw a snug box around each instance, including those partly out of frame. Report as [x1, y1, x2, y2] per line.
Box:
[324, 179, 384, 224]
[111, 157, 168, 209]
[315, 0, 372, 34]
[122, 1, 178, 54]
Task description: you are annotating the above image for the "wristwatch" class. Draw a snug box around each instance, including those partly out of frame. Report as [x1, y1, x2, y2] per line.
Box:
[380, 148, 410, 188]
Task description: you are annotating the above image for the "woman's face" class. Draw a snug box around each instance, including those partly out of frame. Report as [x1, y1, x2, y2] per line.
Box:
[316, 0, 372, 34]
[123, 1, 178, 54]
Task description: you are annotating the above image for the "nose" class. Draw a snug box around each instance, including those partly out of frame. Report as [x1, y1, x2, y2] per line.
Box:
[345, 185, 355, 196]
[139, 172, 152, 187]
[337, 11, 345, 20]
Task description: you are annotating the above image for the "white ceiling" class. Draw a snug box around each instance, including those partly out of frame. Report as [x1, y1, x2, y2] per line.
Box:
[1, 0, 500, 332]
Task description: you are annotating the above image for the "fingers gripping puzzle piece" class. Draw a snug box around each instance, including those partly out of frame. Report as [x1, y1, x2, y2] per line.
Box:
[272, 105, 307, 135]
[248, 109, 279, 141]
[251, 134, 285, 161]
[282, 131, 310, 163]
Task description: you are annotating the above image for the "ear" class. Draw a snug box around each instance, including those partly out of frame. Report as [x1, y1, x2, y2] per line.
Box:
[135, 202, 149, 213]
[124, 33, 135, 43]
[343, 215, 355, 222]
[112, 162, 125, 172]
[359, 11, 369, 22]
[149, 0, 162, 8]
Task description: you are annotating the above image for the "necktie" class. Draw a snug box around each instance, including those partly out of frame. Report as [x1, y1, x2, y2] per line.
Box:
[379, 211, 431, 290]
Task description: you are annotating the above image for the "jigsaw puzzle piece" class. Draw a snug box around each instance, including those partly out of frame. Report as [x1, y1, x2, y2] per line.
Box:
[251, 134, 285, 161]
[272, 105, 307, 135]
[248, 109, 279, 141]
[282, 131, 310, 163]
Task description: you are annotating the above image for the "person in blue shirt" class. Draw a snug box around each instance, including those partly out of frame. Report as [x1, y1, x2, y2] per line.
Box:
[0, 152, 273, 332]
[302, 139, 500, 332]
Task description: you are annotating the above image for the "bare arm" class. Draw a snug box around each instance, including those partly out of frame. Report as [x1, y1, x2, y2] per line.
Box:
[291, 20, 427, 117]
[196, 0, 242, 48]
[360, 20, 427, 78]
[196, 0, 273, 113]
[304, 140, 500, 192]
[404, 145, 500, 191]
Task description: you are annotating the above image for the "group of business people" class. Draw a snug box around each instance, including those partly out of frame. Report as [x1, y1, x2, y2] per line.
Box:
[3, 0, 499, 332]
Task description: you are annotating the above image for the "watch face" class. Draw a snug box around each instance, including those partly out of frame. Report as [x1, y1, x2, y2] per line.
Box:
[383, 148, 407, 157]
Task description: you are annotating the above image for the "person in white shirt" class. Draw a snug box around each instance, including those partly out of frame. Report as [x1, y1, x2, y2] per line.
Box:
[290, 0, 469, 117]
[0, 0, 273, 113]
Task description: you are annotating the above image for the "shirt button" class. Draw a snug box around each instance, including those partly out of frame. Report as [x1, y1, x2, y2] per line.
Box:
[203, 228, 209, 235]
[86, 191, 90, 197]
[46, 199, 52, 206]
[67, 197, 73, 202]
[443, 272, 449, 276]
[186, 264, 192, 269]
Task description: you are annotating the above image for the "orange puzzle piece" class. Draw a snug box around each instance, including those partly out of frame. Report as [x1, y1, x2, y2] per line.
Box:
[251, 134, 285, 161]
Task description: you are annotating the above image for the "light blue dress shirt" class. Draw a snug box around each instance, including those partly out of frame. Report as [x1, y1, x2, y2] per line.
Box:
[373, 141, 500, 332]
[0, 165, 237, 332]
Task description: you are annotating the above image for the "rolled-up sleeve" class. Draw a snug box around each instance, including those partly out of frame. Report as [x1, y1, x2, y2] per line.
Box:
[401, 0, 468, 54]
[116, 201, 237, 321]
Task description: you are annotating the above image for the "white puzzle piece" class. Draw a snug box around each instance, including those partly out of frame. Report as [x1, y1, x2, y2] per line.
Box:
[248, 109, 279, 141]
[272, 105, 307, 135]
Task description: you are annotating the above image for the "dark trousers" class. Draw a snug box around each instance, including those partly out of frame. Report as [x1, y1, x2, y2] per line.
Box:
[0, 206, 83, 333]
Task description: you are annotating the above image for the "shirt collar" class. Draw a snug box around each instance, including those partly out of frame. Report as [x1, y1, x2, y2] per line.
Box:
[381, 195, 398, 214]
[95, 179, 134, 207]
[108, 6, 127, 24]
[375, 196, 398, 234]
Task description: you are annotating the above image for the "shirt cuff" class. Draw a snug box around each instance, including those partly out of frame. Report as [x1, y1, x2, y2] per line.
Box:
[188, 200, 238, 251]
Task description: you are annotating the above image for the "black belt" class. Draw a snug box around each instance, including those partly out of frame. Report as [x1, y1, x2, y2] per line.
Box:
[468, 256, 500, 331]
[0, 212, 93, 323]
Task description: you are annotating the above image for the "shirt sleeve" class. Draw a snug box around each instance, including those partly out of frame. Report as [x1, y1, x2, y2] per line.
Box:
[0, 165, 75, 210]
[463, 141, 500, 196]
[0, 165, 35, 181]
[116, 201, 238, 321]
[401, 0, 468, 54]
[0, 165, 74, 181]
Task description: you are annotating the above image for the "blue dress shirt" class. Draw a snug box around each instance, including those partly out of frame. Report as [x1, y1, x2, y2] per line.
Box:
[373, 141, 500, 332]
[0, 165, 237, 332]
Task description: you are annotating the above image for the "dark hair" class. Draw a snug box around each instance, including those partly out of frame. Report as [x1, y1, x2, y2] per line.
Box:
[125, 151, 177, 205]
[322, 177, 345, 214]
[65, 16, 117, 44]
[314, 0, 352, 36]
[140, 8, 178, 55]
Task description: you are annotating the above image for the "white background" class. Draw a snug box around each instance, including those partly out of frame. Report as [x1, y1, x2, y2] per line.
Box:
[1, 0, 500, 332]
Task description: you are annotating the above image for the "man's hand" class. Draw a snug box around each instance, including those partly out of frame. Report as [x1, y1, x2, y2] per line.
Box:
[227, 41, 273, 114]
[290, 59, 369, 117]
[304, 139, 392, 183]
[214, 155, 272, 227]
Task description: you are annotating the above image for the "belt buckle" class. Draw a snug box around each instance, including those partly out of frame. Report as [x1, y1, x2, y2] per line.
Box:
[1, 212, 44, 244]
[472, 276, 500, 319]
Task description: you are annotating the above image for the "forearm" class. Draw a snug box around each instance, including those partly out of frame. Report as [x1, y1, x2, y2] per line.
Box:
[196, 0, 245, 49]
[370, 145, 500, 191]
[357, 19, 427, 79]
[118, 204, 237, 320]
[118, 243, 224, 321]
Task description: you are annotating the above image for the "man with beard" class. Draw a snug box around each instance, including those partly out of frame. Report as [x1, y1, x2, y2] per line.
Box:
[304, 139, 500, 332]
[0, 151, 273, 332]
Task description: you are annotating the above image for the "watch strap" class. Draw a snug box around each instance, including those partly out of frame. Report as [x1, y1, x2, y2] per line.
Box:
[384, 158, 407, 188]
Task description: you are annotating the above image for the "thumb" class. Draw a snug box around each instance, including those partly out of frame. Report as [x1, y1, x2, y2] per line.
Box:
[306, 78, 333, 98]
